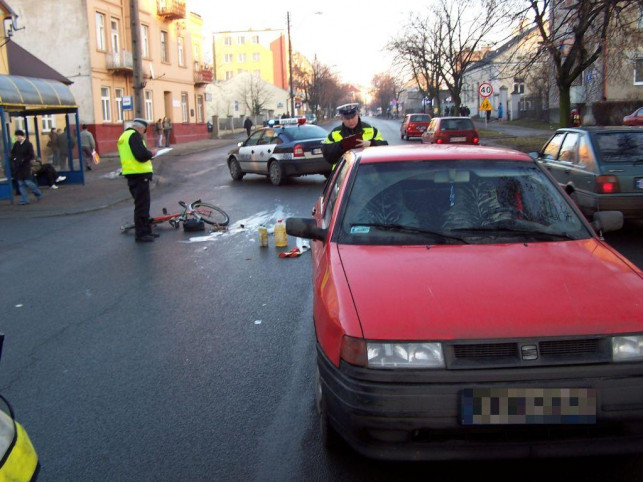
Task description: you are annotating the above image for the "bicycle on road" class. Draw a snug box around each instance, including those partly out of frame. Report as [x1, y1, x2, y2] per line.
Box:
[120, 199, 230, 233]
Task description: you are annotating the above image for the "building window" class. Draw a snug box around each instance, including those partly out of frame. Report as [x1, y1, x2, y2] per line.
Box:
[161, 31, 169, 63]
[145, 90, 154, 121]
[513, 78, 525, 94]
[96, 13, 106, 50]
[196, 95, 204, 123]
[224, 54, 233, 63]
[253, 69, 261, 77]
[115, 88, 124, 122]
[224, 36, 232, 46]
[237, 36, 245, 44]
[41, 115, 55, 131]
[225, 71, 233, 80]
[635, 58, 643, 85]
[101, 87, 111, 122]
[141, 25, 149, 58]
[194, 43, 201, 64]
[237, 53, 246, 62]
[252, 53, 260, 62]
[110, 18, 120, 53]
[251, 35, 259, 44]
[181, 92, 188, 122]
[178, 37, 185, 67]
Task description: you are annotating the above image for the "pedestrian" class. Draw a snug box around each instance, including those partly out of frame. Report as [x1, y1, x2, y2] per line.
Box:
[486, 109, 491, 122]
[10, 130, 43, 205]
[47, 128, 59, 168]
[57, 126, 75, 171]
[321, 103, 388, 169]
[162, 117, 172, 147]
[155, 118, 163, 147]
[33, 160, 66, 189]
[498, 103, 503, 121]
[80, 124, 96, 171]
[243, 116, 253, 137]
[118, 118, 158, 243]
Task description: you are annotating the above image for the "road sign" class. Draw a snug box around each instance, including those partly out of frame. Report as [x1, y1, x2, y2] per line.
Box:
[480, 98, 492, 111]
[478, 83, 493, 98]
[122, 96, 133, 111]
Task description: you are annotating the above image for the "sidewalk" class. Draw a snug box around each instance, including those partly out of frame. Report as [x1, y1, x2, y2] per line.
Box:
[0, 136, 239, 220]
[472, 118, 555, 140]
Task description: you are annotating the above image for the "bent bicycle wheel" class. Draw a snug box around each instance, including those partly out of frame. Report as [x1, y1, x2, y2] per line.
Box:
[192, 202, 230, 226]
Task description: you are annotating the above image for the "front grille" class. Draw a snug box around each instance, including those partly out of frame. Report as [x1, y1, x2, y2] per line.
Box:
[540, 338, 600, 355]
[447, 337, 609, 369]
[453, 343, 517, 358]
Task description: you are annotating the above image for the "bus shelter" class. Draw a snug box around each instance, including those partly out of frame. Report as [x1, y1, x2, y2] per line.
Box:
[0, 75, 81, 203]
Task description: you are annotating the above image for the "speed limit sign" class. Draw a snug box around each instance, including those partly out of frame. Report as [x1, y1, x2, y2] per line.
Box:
[479, 82, 493, 97]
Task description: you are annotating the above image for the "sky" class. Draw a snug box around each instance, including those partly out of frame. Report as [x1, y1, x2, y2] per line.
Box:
[187, 0, 414, 87]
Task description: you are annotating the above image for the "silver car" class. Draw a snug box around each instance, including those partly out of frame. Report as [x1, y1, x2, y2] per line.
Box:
[531, 127, 643, 221]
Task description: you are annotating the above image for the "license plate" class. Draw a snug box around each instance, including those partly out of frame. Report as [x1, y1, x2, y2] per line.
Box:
[418, 126, 427, 132]
[460, 388, 596, 425]
[451, 137, 466, 142]
[312, 148, 321, 155]
[636, 177, 643, 190]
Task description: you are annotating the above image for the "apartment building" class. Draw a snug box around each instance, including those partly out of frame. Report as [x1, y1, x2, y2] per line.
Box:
[7, 0, 212, 153]
[213, 29, 288, 90]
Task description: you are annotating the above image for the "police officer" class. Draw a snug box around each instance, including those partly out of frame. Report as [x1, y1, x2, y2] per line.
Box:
[118, 118, 157, 243]
[321, 103, 388, 167]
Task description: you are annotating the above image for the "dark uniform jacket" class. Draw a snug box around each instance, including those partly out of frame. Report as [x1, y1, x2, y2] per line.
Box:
[321, 119, 388, 166]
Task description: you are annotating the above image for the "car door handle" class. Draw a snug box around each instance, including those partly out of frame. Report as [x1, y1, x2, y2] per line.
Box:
[251, 150, 255, 154]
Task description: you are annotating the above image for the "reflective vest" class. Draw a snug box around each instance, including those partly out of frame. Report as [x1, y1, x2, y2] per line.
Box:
[118, 129, 153, 175]
[323, 125, 381, 144]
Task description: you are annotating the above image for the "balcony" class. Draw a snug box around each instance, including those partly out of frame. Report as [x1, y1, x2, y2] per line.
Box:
[157, 0, 186, 20]
[105, 51, 133, 73]
[194, 67, 213, 85]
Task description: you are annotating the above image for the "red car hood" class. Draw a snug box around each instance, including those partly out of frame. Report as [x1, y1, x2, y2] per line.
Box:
[337, 240, 643, 341]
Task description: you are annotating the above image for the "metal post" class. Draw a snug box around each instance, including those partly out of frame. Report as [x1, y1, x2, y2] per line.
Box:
[287, 12, 294, 117]
[130, 0, 144, 118]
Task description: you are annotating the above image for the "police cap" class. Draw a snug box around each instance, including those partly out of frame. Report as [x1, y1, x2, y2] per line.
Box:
[337, 103, 360, 118]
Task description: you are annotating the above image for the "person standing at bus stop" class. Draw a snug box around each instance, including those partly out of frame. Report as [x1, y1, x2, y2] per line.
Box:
[118, 118, 158, 243]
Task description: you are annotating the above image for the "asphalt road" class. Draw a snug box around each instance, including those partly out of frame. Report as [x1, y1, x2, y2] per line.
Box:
[0, 117, 641, 481]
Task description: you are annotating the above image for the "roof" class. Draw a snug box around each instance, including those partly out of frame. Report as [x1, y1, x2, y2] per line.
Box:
[6, 40, 72, 85]
[359, 144, 533, 164]
[469, 26, 539, 70]
[0, 75, 77, 115]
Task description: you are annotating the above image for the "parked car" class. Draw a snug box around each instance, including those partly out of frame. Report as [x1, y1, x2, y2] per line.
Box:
[305, 112, 317, 124]
[226, 118, 330, 185]
[421, 116, 479, 145]
[530, 126, 643, 221]
[623, 107, 643, 126]
[400, 113, 431, 140]
[286, 144, 643, 461]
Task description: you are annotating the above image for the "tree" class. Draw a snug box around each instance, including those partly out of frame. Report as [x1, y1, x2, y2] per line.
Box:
[238, 73, 273, 116]
[293, 56, 346, 120]
[521, 0, 643, 126]
[370, 73, 404, 118]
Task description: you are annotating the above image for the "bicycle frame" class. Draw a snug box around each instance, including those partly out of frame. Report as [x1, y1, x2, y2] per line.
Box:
[121, 199, 227, 232]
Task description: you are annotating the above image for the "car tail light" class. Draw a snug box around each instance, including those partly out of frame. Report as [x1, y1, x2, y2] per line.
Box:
[435, 138, 444, 144]
[340, 336, 367, 367]
[473, 136, 479, 145]
[596, 175, 620, 194]
[293, 144, 304, 157]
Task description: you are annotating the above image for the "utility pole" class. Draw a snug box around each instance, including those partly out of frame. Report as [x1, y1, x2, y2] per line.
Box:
[287, 12, 294, 116]
[130, 0, 144, 118]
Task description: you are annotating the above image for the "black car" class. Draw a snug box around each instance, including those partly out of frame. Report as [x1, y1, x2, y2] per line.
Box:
[530, 126, 643, 221]
[227, 119, 330, 185]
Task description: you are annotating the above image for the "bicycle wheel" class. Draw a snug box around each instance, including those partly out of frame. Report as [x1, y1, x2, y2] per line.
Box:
[192, 202, 230, 226]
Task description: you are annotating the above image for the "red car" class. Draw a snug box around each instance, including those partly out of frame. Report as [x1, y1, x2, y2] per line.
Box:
[287, 144, 643, 460]
[400, 113, 431, 140]
[421, 116, 479, 144]
[623, 107, 643, 126]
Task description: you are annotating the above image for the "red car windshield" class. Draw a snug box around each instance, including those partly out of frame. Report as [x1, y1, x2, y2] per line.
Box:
[338, 160, 589, 246]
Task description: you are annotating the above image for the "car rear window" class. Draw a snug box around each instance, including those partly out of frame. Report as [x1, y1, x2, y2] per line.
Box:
[440, 119, 474, 131]
[283, 125, 327, 141]
[410, 115, 431, 122]
[594, 131, 643, 162]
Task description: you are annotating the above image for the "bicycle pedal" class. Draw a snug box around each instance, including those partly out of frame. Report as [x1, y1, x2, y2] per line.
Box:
[162, 208, 168, 215]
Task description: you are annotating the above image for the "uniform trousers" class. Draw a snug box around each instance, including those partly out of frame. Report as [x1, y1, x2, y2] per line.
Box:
[126, 175, 152, 239]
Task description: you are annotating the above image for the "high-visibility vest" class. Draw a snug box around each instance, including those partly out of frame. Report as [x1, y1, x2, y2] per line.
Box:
[118, 129, 153, 175]
[323, 126, 382, 145]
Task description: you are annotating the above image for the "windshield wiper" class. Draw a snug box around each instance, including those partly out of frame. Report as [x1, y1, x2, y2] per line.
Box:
[351, 223, 468, 243]
[450, 226, 577, 240]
